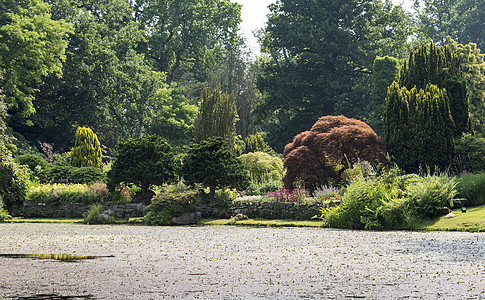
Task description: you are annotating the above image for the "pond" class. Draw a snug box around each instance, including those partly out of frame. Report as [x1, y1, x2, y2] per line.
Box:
[0, 223, 483, 299]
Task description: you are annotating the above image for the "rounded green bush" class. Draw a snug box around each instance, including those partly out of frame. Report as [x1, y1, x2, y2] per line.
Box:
[14, 154, 49, 172]
[0, 146, 29, 210]
[238, 151, 284, 184]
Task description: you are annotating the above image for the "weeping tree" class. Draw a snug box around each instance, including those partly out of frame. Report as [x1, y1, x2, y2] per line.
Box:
[283, 115, 387, 191]
[70, 127, 103, 168]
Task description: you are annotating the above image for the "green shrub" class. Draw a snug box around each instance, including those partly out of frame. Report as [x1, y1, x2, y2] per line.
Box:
[453, 134, 485, 174]
[181, 137, 246, 199]
[245, 180, 283, 196]
[0, 146, 29, 209]
[40, 165, 105, 184]
[71, 127, 103, 168]
[0, 208, 8, 222]
[455, 173, 485, 207]
[323, 175, 406, 230]
[27, 183, 111, 205]
[238, 151, 284, 184]
[83, 204, 106, 224]
[14, 154, 49, 172]
[145, 185, 200, 226]
[404, 174, 458, 218]
[108, 135, 176, 204]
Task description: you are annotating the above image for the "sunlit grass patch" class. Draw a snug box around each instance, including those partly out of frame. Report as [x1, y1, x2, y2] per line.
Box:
[200, 218, 324, 228]
[416, 204, 485, 232]
[5, 218, 84, 224]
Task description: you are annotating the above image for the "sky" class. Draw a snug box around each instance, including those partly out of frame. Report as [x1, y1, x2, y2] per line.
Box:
[233, 0, 414, 55]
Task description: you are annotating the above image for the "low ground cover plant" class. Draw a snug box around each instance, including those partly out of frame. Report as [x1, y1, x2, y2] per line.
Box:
[322, 169, 459, 230]
[26, 183, 111, 205]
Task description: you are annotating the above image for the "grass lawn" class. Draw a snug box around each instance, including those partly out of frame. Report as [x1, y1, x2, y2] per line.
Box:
[200, 218, 325, 228]
[4, 205, 483, 232]
[4, 218, 84, 224]
[415, 204, 485, 232]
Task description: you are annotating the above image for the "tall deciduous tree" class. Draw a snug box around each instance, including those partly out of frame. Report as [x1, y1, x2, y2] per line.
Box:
[193, 86, 238, 150]
[0, 0, 72, 121]
[133, 0, 241, 84]
[255, 0, 411, 152]
[413, 0, 485, 50]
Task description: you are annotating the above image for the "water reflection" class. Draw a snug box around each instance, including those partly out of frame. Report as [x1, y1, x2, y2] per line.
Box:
[0, 253, 114, 262]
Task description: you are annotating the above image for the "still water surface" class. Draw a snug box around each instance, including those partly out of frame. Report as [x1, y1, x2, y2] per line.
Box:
[0, 223, 483, 299]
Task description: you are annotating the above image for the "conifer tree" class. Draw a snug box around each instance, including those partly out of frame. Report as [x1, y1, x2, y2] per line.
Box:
[70, 127, 103, 168]
[193, 86, 238, 150]
[370, 56, 401, 135]
[398, 42, 471, 135]
[446, 37, 485, 136]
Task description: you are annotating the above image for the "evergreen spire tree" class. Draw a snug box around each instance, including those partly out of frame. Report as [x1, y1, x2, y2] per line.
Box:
[193, 86, 238, 150]
[70, 127, 103, 168]
[398, 42, 471, 135]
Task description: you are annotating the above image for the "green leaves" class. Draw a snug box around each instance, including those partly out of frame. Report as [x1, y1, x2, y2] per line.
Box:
[70, 127, 103, 168]
[0, 0, 72, 120]
[256, 0, 411, 151]
[107, 135, 176, 196]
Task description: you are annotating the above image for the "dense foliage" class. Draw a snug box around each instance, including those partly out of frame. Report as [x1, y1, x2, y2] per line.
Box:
[71, 127, 103, 168]
[385, 43, 469, 173]
[243, 133, 274, 154]
[413, 0, 485, 50]
[369, 56, 400, 135]
[283, 115, 387, 191]
[255, 0, 411, 151]
[238, 152, 284, 184]
[385, 83, 455, 173]
[193, 86, 238, 150]
[397, 43, 470, 135]
[27, 183, 111, 205]
[0, 145, 29, 210]
[181, 137, 244, 199]
[145, 184, 200, 226]
[108, 135, 176, 204]
[445, 38, 485, 136]
[0, 0, 72, 121]
[323, 169, 458, 230]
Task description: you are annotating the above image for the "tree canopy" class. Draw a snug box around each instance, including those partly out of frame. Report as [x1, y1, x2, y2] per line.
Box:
[0, 0, 72, 121]
[255, 0, 411, 151]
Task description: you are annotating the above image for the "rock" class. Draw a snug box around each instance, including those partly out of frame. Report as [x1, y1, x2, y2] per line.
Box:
[171, 212, 201, 225]
[104, 209, 114, 216]
[97, 213, 111, 223]
[444, 213, 456, 219]
[234, 213, 249, 220]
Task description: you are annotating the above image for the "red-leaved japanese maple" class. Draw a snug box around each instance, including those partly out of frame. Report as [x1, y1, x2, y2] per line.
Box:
[283, 115, 387, 191]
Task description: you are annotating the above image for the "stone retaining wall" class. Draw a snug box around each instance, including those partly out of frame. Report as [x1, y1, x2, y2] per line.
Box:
[229, 201, 322, 220]
[11, 201, 147, 219]
[12, 200, 322, 221]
